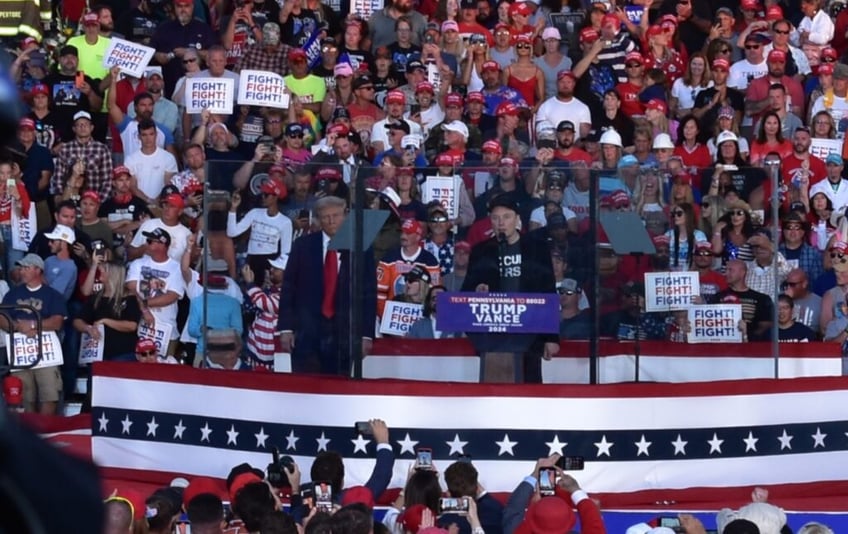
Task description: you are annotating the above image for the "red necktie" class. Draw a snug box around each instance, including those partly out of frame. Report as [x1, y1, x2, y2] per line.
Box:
[322, 249, 338, 318]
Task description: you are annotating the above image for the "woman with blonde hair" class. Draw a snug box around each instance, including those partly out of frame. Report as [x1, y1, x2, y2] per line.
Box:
[74, 260, 141, 362]
[810, 110, 836, 139]
[698, 194, 726, 237]
[635, 168, 668, 236]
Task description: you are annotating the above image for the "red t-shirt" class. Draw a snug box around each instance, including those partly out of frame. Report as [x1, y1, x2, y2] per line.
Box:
[554, 148, 593, 165]
[673, 143, 712, 182]
[745, 75, 805, 123]
[616, 82, 645, 117]
[748, 139, 793, 167]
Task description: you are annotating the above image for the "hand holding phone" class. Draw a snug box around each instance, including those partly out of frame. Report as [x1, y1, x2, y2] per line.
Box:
[75, 71, 85, 89]
[415, 447, 433, 470]
[439, 497, 469, 514]
[538, 467, 557, 496]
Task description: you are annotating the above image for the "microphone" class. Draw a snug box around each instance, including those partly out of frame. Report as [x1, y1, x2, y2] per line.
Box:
[497, 232, 506, 245]
[497, 232, 507, 282]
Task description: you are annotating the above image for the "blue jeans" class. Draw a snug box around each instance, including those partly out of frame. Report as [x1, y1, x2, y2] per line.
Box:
[0, 224, 25, 280]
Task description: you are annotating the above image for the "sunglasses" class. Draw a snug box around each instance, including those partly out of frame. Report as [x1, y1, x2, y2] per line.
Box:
[745, 44, 761, 50]
[266, 118, 282, 124]
[695, 251, 713, 257]
[322, 46, 337, 52]
[359, 86, 375, 91]
[429, 216, 449, 223]
[701, 202, 710, 208]
[183, 58, 197, 64]
[784, 224, 804, 231]
[830, 252, 846, 260]
[626, 63, 641, 68]
[773, 28, 790, 35]
[557, 288, 580, 295]
[731, 210, 746, 216]
[516, 43, 531, 49]
[495, 30, 510, 35]
[138, 350, 157, 356]
[288, 133, 304, 138]
[671, 210, 685, 217]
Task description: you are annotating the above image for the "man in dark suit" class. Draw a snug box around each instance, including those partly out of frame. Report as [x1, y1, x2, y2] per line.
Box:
[461, 195, 559, 383]
[278, 195, 377, 375]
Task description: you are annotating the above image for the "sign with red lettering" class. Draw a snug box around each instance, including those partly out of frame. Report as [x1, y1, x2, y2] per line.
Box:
[237, 70, 290, 109]
[138, 321, 173, 360]
[422, 176, 459, 220]
[379, 301, 423, 337]
[644, 271, 700, 312]
[102, 38, 156, 79]
[687, 304, 743, 343]
[7, 331, 64, 370]
[185, 78, 235, 115]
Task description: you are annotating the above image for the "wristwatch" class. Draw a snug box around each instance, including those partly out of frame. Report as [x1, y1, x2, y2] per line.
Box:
[167, 52, 175, 61]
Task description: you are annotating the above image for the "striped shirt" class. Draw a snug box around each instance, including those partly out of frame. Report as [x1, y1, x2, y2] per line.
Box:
[596, 32, 637, 84]
[246, 285, 281, 370]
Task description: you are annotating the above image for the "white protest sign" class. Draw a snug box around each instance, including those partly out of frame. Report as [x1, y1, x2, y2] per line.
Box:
[473, 171, 493, 197]
[687, 304, 743, 343]
[379, 301, 423, 336]
[644, 271, 700, 312]
[237, 70, 290, 109]
[810, 137, 842, 160]
[7, 331, 64, 370]
[185, 77, 235, 115]
[422, 176, 459, 220]
[102, 38, 156, 78]
[138, 320, 173, 360]
[350, 0, 382, 19]
[79, 325, 105, 365]
[11, 201, 36, 251]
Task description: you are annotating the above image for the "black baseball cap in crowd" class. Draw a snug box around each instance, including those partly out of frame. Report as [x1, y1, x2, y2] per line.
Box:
[143, 227, 172, 246]
[488, 194, 519, 214]
[557, 120, 575, 132]
[405, 265, 432, 284]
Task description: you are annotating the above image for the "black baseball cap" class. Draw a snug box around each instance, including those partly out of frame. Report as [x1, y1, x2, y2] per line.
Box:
[488, 194, 519, 213]
[556, 120, 575, 132]
[143, 227, 171, 246]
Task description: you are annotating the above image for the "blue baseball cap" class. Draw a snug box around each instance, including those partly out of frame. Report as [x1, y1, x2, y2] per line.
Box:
[618, 154, 639, 168]
[827, 153, 844, 166]
[285, 123, 304, 136]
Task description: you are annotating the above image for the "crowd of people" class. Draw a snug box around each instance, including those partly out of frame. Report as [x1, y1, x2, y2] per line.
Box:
[4, 0, 848, 405]
[96, 420, 836, 534]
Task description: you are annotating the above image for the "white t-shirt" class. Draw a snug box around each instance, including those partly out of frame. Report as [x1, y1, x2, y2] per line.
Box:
[226, 209, 293, 257]
[530, 205, 578, 226]
[671, 78, 713, 111]
[810, 94, 848, 139]
[403, 105, 445, 140]
[562, 184, 589, 221]
[118, 118, 168, 157]
[535, 97, 592, 141]
[130, 219, 193, 261]
[127, 255, 186, 338]
[370, 117, 423, 151]
[728, 59, 768, 91]
[124, 148, 179, 200]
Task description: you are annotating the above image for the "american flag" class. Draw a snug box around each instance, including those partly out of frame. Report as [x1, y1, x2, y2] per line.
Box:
[90, 362, 848, 508]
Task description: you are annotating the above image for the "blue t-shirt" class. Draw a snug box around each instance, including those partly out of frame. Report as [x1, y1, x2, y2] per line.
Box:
[2, 284, 67, 323]
[44, 256, 78, 301]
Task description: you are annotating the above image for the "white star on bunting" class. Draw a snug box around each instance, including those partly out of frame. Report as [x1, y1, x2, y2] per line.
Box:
[174, 420, 186, 440]
[446, 434, 468, 455]
[146, 417, 159, 437]
[812, 427, 827, 448]
[777, 429, 792, 450]
[316, 432, 331, 452]
[121, 415, 133, 435]
[98, 413, 109, 432]
[707, 433, 724, 454]
[594, 435, 613, 457]
[200, 423, 213, 442]
[226, 425, 240, 446]
[285, 430, 299, 451]
[352, 434, 371, 454]
[545, 435, 567, 456]
[255, 427, 269, 449]
[671, 434, 687, 456]
[634, 434, 652, 457]
[743, 431, 759, 452]
[397, 433, 419, 455]
[495, 433, 518, 456]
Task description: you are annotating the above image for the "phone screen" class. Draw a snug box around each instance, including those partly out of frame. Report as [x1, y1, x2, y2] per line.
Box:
[538, 467, 557, 496]
[416, 448, 432, 468]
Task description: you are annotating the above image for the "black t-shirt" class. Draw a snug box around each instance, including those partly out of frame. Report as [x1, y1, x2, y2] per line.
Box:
[693, 87, 745, 138]
[339, 46, 375, 73]
[499, 240, 522, 292]
[386, 43, 421, 74]
[779, 322, 817, 342]
[709, 288, 773, 341]
[116, 8, 159, 46]
[26, 111, 62, 152]
[41, 72, 101, 142]
[98, 195, 152, 248]
[79, 295, 142, 360]
[595, 113, 635, 148]
[700, 165, 766, 202]
[281, 9, 320, 47]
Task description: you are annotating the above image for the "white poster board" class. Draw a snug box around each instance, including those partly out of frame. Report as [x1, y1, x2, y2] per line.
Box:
[473, 171, 493, 197]
[11, 201, 37, 251]
[644, 271, 700, 312]
[687, 304, 743, 343]
[422, 176, 459, 220]
[379, 301, 423, 336]
[102, 38, 156, 78]
[350, 0, 382, 19]
[79, 325, 105, 365]
[809, 138, 842, 160]
[185, 78, 235, 115]
[137, 321, 173, 360]
[237, 70, 290, 109]
[7, 331, 64, 370]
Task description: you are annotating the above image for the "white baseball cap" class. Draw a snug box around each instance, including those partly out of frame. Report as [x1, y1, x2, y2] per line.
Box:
[542, 27, 561, 40]
[716, 130, 739, 145]
[44, 224, 76, 244]
[442, 120, 469, 140]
